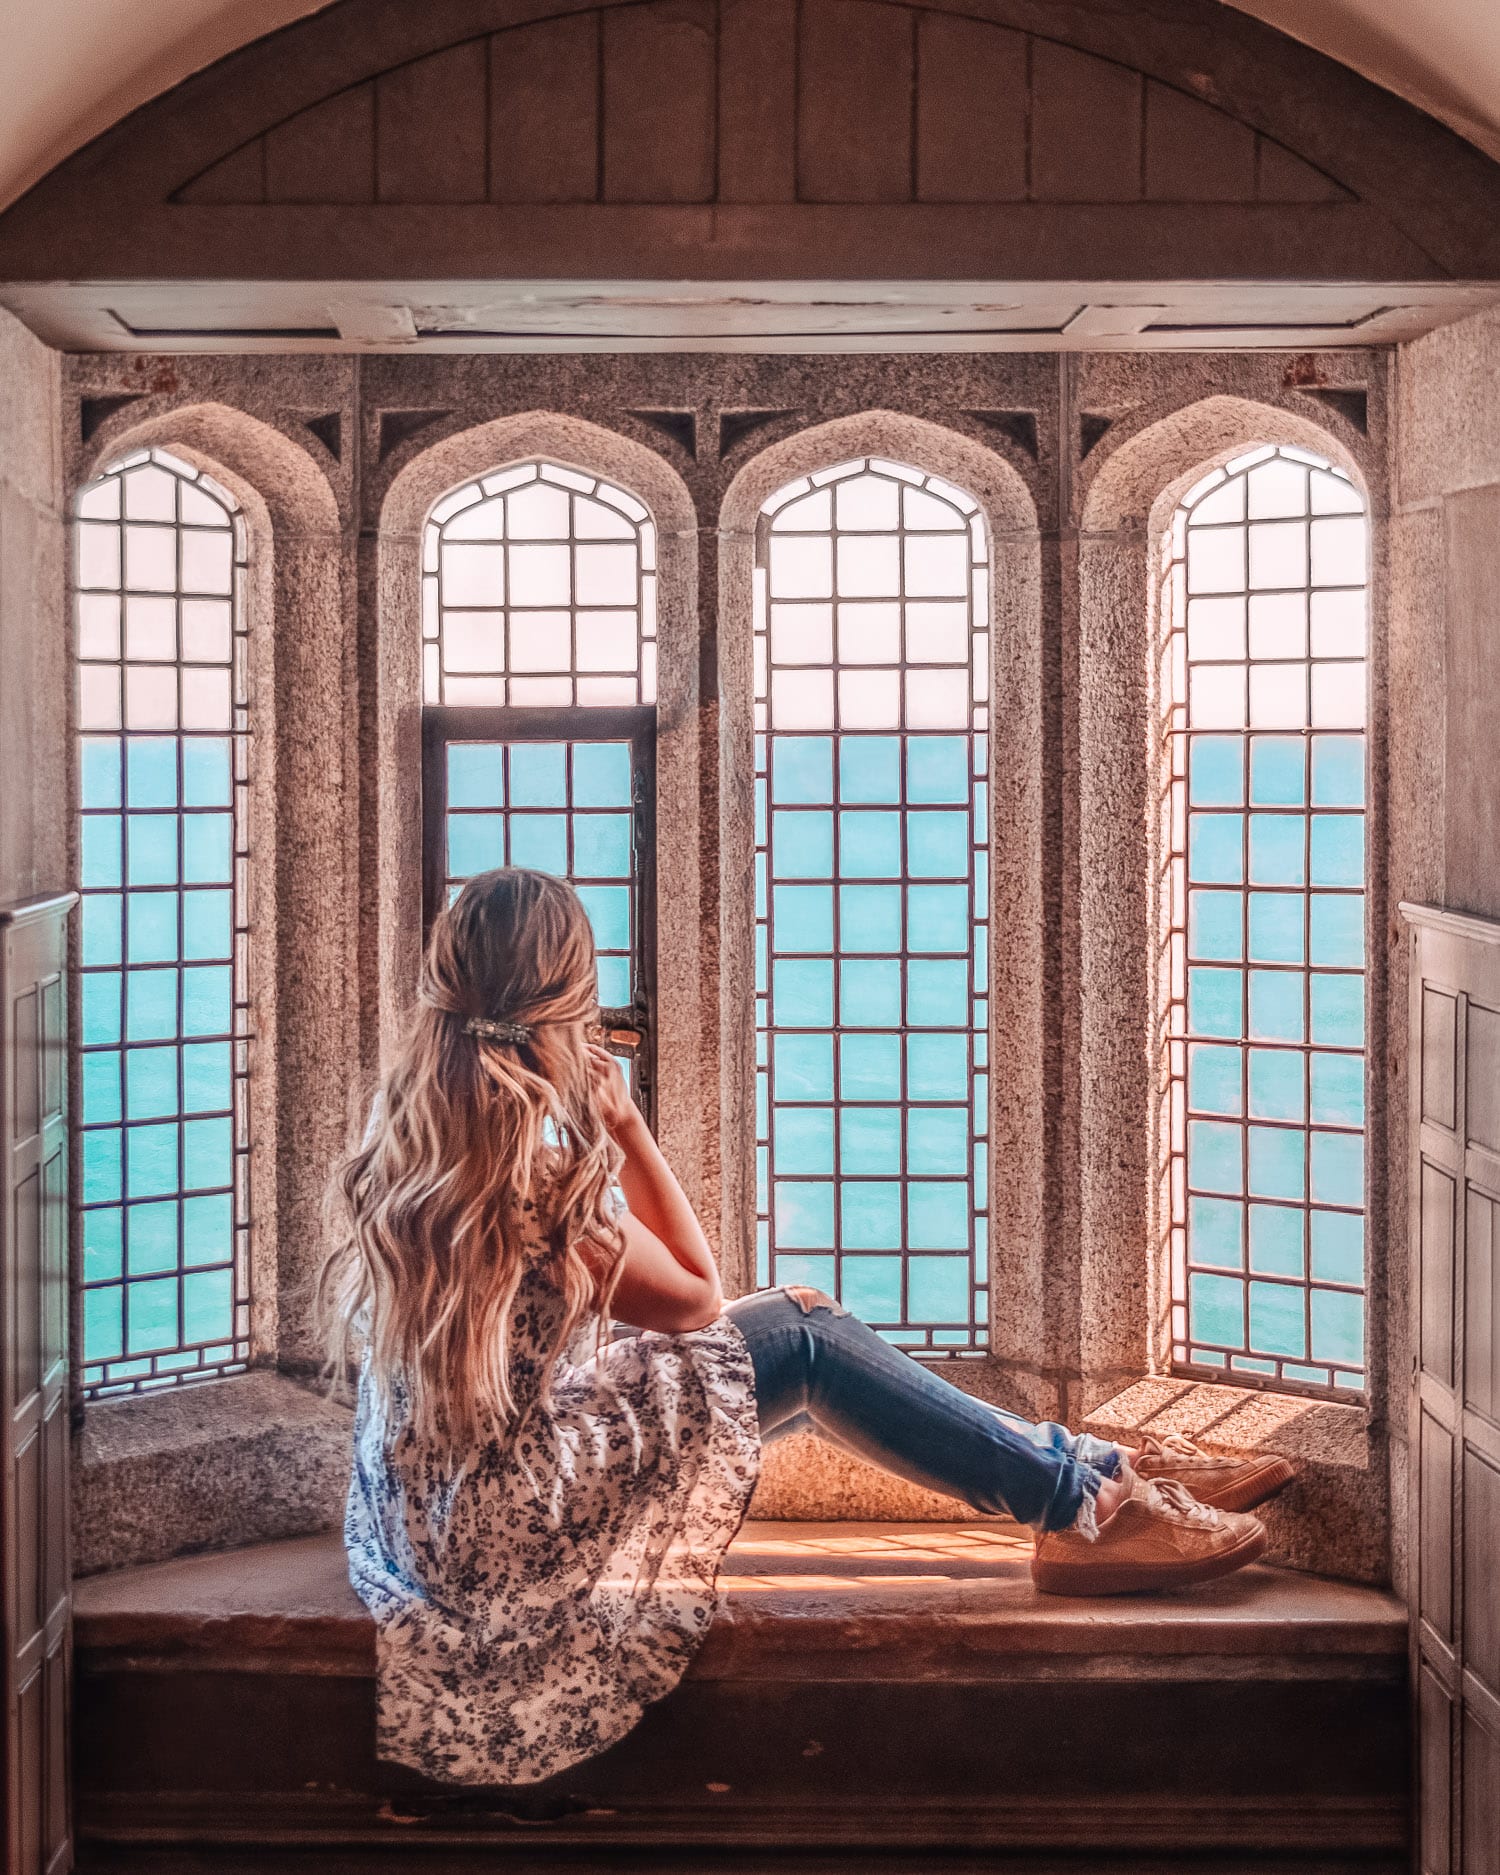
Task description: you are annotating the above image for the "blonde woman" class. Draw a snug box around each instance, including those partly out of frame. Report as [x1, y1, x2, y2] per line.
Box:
[322, 867, 1291, 1787]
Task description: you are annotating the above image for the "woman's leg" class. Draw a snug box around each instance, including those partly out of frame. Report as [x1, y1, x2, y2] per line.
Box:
[726, 1286, 1120, 1534]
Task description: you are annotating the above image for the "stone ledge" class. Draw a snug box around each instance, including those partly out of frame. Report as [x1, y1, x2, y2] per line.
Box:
[74, 1370, 351, 1576]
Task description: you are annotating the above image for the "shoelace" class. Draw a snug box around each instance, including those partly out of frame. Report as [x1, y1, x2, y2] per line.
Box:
[1143, 1477, 1223, 1527]
[1142, 1430, 1215, 1461]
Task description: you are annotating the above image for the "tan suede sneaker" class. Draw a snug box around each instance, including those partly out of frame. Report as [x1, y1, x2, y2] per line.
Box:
[1031, 1471, 1267, 1597]
[1131, 1430, 1295, 1513]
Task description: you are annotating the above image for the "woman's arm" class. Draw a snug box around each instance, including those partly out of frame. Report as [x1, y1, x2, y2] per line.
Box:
[586, 1046, 724, 1334]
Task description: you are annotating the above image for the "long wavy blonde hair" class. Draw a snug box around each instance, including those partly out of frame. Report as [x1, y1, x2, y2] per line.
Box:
[319, 868, 626, 1450]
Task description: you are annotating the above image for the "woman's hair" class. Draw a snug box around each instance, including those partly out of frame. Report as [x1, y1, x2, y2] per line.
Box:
[318, 868, 626, 1450]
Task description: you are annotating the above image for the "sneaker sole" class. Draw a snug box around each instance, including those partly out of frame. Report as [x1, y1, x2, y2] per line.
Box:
[1143, 1457, 1296, 1515]
[1030, 1521, 1268, 1597]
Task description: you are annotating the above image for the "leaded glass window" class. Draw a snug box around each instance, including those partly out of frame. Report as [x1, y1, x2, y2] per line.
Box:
[1163, 444, 1368, 1394]
[74, 449, 250, 1395]
[754, 459, 990, 1352]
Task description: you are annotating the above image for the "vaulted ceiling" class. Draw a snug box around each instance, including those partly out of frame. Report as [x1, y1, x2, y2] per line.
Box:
[3, 0, 1500, 214]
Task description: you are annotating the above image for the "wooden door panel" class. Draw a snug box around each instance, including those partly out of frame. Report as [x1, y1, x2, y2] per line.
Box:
[1467, 1188, 1498, 1425]
[1424, 1161, 1458, 1386]
[1420, 1663, 1455, 1875]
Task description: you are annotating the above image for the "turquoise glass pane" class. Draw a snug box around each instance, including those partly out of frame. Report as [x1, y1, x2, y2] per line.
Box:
[128, 968, 179, 1041]
[573, 813, 631, 878]
[755, 779, 766, 846]
[1188, 1119, 1243, 1194]
[128, 815, 179, 887]
[908, 1183, 969, 1249]
[184, 1267, 232, 1345]
[906, 885, 969, 953]
[840, 1033, 902, 1100]
[509, 812, 568, 873]
[841, 1106, 901, 1174]
[1249, 1203, 1304, 1277]
[842, 1255, 902, 1321]
[127, 1122, 178, 1198]
[1311, 1209, 1364, 1285]
[1249, 815, 1305, 886]
[127, 893, 178, 965]
[774, 1181, 834, 1247]
[1311, 735, 1364, 807]
[1310, 1288, 1363, 1365]
[1310, 815, 1364, 887]
[839, 958, 900, 1028]
[1188, 1042, 1242, 1115]
[182, 1042, 231, 1114]
[1310, 893, 1363, 967]
[576, 884, 630, 951]
[183, 1192, 232, 1267]
[127, 1201, 178, 1275]
[839, 811, 900, 877]
[1188, 813, 1244, 884]
[838, 736, 897, 803]
[1311, 1130, 1363, 1207]
[1188, 1271, 1245, 1350]
[571, 741, 631, 808]
[1248, 1047, 1304, 1122]
[82, 1128, 122, 1203]
[1310, 1052, 1364, 1127]
[596, 952, 629, 1005]
[907, 1106, 969, 1174]
[82, 893, 122, 966]
[127, 738, 178, 807]
[841, 1182, 901, 1249]
[184, 1117, 232, 1190]
[906, 736, 968, 804]
[1248, 1126, 1305, 1200]
[1249, 1281, 1305, 1359]
[448, 812, 505, 876]
[907, 812, 969, 879]
[756, 1223, 769, 1287]
[126, 1046, 178, 1119]
[1191, 1196, 1244, 1268]
[82, 1052, 121, 1125]
[756, 1069, 769, 1134]
[774, 1107, 834, 1174]
[775, 1034, 835, 1101]
[775, 736, 834, 804]
[182, 966, 231, 1038]
[1248, 892, 1304, 964]
[773, 884, 834, 952]
[83, 1208, 122, 1282]
[126, 1277, 178, 1355]
[1249, 737, 1305, 807]
[1311, 973, 1364, 1047]
[84, 1286, 123, 1363]
[182, 740, 231, 807]
[81, 973, 121, 1046]
[1189, 966, 1242, 1038]
[773, 958, 834, 1027]
[182, 889, 231, 960]
[507, 743, 566, 807]
[81, 816, 122, 889]
[906, 1033, 967, 1100]
[775, 1254, 836, 1293]
[839, 885, 901, 952]
[81, 738, 122, 808]
[448, 743, 505, 808]
[1189, 736, 1243, 807]
[1189, 890, 1243, 961]
[772, 810, 834, 878]
[183, 813, 231, 884]
[1249, 969, 1304, 1042]
[908, 1256, 969, 1324]
[907, 959, 967, 1027]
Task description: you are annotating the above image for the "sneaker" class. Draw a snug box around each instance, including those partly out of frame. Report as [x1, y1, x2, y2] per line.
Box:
[1031, 1470, 1267, 1596]
[1131, 1430, 1295, 1513]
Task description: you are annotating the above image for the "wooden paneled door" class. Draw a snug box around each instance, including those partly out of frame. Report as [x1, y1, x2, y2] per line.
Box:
[1404, 903, 1500, 1875]
[2, 895, 75, 1875]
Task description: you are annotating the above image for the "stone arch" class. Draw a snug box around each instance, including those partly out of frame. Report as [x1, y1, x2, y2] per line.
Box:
[71, 403, 348, 1372]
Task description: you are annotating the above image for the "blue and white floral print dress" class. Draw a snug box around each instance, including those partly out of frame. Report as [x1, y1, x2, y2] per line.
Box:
[343, 1198, 761, 1786]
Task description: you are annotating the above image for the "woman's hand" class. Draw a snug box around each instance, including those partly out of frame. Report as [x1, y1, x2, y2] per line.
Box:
[586, 1044, 637, 1137]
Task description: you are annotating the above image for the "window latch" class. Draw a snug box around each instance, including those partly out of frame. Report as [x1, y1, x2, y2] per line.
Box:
[596, 1004, 648, 1058]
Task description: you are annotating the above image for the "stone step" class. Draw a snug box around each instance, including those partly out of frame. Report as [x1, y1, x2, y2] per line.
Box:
[73, 1522, 1410, 1860]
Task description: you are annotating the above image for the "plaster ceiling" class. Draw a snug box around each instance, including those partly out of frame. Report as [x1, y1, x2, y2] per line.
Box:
[2, 0, 1500, 216]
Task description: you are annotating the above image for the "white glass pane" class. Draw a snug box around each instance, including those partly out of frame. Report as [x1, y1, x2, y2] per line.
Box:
[1310, 517, 1368, 587]
[421, 578, 438, 639]
[507, 675, 573, 706]
[1246, 458, 1307, 519]
[124, 664, 179, 730]
[429, 484, 481, 526]
[577, 674, 639, 706]
[774, 487, 831, 531]
[641, 640, 657, 703]
[76, 478, 121, 520]
[423, 643, 440, 701]
[182, 666, 232, 729]
[836, 534, 900, 599]
[443, 495, 507, 541]
[441, 673, 506, 705]
[771, 668, 835, 729]
[905, 600, 970, 664]
[840, 667, 902, 728]
[1248, 592, 1307, 660]
[835, 474, 900, 531]
[904, 667, 969, 728]
[1310, 588, 1367, 658]
[1310, 662, 1367, 728]
[480, 465, 536, 498]
[180, 528, 233, 597]
[771, 602, 832, 666]
[124, 595, 177, 661]
[441, 611, 507, 674]
[508, 612, 572, 672]
[181, 599, 232, 665]
[178, 481, 230, 528]
[1248, 521, 1307, 590]
[442, 542, 504, 606]
[574, 543, 638, 607]
[972, 633, 990, 701]
[1248, 662, 1308, 729]
[575, 611, 639, 672]
[574, 499, 634, 540]
[903, 533, 969, 598]
[77, 593, 120, 660]
[836, 602, 900, 664]
[1186, 527, 1245, 595]
[1189, 664, 1247, 728]
[904, 485, 965, 530]
[1192, 477, 1246, 524]
[1310, 470, 1364, 516]
[641, 574, 657, 636]
[1186, 597, 1246, 661]
[545, 465, 594, 495]
[123, 466, 178, 521]
[505, 480, 571, 539]
[507, 543, 571, 607]
[77, 522, 121, 590]
[770, 534, 832, 599]
[78, 663, 121, 729]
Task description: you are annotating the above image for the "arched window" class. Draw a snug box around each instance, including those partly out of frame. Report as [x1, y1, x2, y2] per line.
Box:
[74, 448, 250, 1395]
[1162, 444, 1368, 1394]
[755, 459, 990, 1352]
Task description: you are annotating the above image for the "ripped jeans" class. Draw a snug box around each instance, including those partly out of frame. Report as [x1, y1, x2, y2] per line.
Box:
[724, 1286, 1122, 1535]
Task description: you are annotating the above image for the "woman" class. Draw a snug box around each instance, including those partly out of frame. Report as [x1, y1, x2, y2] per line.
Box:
[321, 868, 1292, 1787]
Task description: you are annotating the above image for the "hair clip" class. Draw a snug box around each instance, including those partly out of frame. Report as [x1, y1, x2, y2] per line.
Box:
[464, 1016, 533, 1045]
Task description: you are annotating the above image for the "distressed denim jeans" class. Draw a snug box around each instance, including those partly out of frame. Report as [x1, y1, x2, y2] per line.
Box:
[725, 1286, 1121, 1534]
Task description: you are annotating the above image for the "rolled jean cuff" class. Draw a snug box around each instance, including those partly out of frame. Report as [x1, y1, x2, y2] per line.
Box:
[1040, 1457, 1109, 1538]
[1075, 1433, 1123, 1477]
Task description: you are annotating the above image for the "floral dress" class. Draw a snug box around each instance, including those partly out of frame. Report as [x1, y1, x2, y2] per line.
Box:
[343, 1207, 762, 1787]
